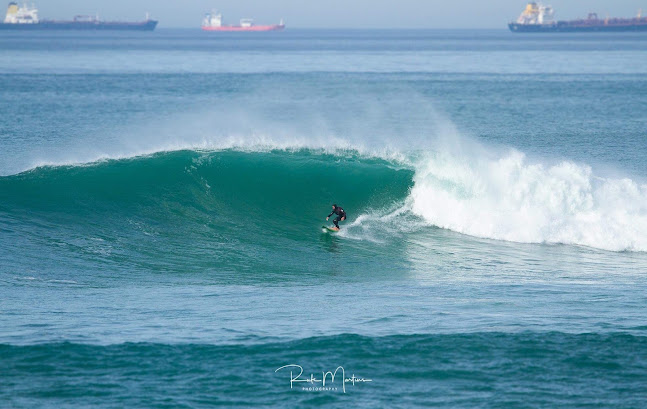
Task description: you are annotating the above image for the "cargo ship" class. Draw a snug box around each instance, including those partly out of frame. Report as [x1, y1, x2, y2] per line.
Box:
[202, 10, 284, 31]
[0, 2, 157, 30]
[509, 2, 647, 32]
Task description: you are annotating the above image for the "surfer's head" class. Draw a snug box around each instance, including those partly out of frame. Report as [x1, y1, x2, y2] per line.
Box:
[332, 204, 337, 209]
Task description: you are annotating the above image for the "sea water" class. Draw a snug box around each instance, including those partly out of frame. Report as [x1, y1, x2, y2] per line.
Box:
[1, 29, 647, 407]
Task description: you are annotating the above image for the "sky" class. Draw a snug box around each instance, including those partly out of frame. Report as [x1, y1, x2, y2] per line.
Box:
[19, 1, 647, 28]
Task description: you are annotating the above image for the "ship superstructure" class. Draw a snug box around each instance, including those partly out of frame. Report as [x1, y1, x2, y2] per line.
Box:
[514, 2, 554, 26]
[202, 10, 284, 31]
[509, 2, 647, 32]
[0, 2, 158, 30]
[3, 1, 37, 23]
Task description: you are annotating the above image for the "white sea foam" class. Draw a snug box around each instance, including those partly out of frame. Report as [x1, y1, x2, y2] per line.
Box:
[408, 149, 647, 252]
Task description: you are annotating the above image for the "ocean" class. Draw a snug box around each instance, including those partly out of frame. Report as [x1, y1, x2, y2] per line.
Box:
[1, 29, 647, 407]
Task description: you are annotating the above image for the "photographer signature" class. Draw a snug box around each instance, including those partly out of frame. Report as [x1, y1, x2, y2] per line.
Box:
[275, 364, 372, 393]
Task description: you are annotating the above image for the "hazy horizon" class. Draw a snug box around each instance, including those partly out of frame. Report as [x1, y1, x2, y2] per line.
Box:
[8, 0, 647, 28]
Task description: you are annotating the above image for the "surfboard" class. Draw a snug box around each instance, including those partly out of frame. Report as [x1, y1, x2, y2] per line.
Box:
[322, 225, 339, 233]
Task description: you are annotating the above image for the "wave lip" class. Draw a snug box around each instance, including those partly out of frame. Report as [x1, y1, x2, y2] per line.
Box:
[409, 150, 647, 252]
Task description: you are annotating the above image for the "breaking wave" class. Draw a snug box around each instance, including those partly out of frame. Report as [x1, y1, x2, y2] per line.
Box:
[1, 142, 646, 253]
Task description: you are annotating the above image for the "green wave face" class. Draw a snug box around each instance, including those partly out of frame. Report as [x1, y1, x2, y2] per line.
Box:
[0, 150, 415, 281]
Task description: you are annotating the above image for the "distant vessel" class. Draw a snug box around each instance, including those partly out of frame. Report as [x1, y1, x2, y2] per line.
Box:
[0, 2, 158, 30]
[202, 10, 284, 31]
[509, 2, 647, 32]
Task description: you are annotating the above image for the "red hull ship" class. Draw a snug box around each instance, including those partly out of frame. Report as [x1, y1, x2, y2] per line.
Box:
[202, 10, 284, 32]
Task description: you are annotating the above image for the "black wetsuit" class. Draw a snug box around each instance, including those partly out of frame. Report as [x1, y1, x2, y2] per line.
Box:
[327, 206, 347, 229]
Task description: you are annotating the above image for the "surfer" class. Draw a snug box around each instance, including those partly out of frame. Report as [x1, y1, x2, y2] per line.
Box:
[326, 204, 346, 231]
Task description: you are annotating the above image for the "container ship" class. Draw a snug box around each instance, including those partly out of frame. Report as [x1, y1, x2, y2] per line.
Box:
[202, 10, 284, 31]
[509, 2, 647, 32]
[0, 2, 157, 30]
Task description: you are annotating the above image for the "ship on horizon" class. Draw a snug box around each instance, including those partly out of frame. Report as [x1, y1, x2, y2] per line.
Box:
[0, 2, 157, 31]
[202, 10, 284, 32]
[509, 2, 647, 32]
